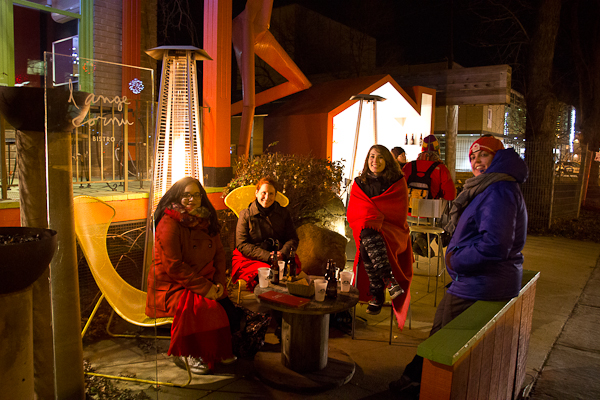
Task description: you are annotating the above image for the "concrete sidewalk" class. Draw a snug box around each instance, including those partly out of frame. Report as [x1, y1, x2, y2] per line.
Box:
[527, 256, 600, 399]
[82, 235, 600, 399]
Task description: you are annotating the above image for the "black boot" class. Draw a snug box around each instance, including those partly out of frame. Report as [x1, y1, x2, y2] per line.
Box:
[366, 292, 384, 315]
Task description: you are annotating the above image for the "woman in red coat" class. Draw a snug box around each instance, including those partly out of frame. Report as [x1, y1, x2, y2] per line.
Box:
[146, 177, 238, 374]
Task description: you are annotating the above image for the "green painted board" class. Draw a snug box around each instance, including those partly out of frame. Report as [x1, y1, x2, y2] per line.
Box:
[417, 270, 539, 366]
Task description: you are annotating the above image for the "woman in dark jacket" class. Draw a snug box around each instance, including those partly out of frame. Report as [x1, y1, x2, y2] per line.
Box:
[231, 176, 299, 291]
[390, 135, 528, 394]
[146, 177, 238, 375]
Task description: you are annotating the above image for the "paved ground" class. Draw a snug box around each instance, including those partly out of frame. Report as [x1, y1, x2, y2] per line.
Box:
[81, 235, 600, 399]
[527, 263, 600, 400]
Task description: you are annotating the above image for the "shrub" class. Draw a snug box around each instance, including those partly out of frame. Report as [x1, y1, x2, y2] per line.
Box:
[223, 144, 345, 227]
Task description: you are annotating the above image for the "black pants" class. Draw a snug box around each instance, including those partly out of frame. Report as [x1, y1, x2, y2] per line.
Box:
[217, 297, 243, 334]
[402, 293, 476, 382]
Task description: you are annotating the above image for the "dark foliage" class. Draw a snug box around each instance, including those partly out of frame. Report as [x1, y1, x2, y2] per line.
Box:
[223, 144, 345, 227]
[529, 207, 600, 243]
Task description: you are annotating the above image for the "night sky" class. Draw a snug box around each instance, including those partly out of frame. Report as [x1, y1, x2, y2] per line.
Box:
[160, 0, 597, 105]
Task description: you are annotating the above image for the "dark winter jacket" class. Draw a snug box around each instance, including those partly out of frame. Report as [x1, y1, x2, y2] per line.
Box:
[235, 199, 298, 262]
[446, 149, 528, 301]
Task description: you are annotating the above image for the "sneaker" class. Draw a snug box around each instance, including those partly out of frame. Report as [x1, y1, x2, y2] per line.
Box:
[173, 355, 210, 375]
[389, 284, 405, 301]
[366, 297, 383, 315]
[389, 374, 420, 391]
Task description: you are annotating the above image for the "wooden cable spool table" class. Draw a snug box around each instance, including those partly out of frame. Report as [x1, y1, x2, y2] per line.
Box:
[253, 282, 359, 392]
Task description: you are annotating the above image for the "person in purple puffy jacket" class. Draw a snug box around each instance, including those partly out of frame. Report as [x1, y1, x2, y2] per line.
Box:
[389, 135, 528, 396]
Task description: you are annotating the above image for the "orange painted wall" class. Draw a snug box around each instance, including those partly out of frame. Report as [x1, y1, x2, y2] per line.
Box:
[0, 207, 21, 227]
[0, 194, 227, 227]
[203, 0, 233, 169]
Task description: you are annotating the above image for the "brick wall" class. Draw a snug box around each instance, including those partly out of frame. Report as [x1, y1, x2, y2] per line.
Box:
[94, 0, 123, 96]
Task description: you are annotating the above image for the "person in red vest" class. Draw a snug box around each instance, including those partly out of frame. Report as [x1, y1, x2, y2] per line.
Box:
[402, 134, 456, 256]
[402, 134, 456, 201]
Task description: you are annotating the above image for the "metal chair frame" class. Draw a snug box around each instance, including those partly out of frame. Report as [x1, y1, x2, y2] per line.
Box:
[409, 198, 447, 306]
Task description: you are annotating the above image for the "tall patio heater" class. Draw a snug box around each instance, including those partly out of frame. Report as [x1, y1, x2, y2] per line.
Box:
[347, 94, 386, 181]
[146, 46, 212, 212]
[143, 46, 212, 284]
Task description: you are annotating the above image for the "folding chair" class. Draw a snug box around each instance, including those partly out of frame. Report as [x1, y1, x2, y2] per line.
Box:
[409, 198, 447, 306]
[74, 195, 191, 387]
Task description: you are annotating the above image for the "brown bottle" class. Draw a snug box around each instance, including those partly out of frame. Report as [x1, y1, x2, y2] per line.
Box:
[270, 251, 279, 285]
[325, 259, 337, 299]
[287, 249, 297, 280]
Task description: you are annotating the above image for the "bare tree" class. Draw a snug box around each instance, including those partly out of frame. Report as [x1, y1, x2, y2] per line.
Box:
[568, 0, 600, 192]
[157, 0, 200, 47]
[521, 0, 562, 229]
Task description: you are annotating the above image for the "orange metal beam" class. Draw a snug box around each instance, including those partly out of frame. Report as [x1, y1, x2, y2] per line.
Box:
[203, 0, 233, 179]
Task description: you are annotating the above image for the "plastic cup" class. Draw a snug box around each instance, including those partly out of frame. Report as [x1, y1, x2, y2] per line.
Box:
[278, 261, 286, 279]
[340, 271, 354, 292]
[258, 267, 270, 288]
[314, 279, 327, 301]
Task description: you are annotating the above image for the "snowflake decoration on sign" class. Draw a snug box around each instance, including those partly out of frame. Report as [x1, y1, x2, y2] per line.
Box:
[129, 78, 144, 95]
[82, 61, 95, 74]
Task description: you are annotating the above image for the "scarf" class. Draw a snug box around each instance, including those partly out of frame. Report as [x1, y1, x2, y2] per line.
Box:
[445, 172, 516, 235]
[165, 203, 210, 230]
[255, 199, 275, 216]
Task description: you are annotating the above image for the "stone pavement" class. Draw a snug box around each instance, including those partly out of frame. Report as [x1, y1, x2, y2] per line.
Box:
[527, 261, 600, 399]
[82, 235, 600, 399]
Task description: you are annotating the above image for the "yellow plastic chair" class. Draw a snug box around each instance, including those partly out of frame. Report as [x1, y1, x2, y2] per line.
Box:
[74, 195, 191, 387]
[224, 185, 289, 303]
[224, 185, 289, 217]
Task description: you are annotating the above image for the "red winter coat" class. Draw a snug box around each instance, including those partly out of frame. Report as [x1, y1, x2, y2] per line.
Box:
[402, 160, 457, 201]
[145, 215, 228, 318]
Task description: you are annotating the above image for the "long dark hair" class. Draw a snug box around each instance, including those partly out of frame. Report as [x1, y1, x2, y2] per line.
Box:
[154, 177, 221, 236]
[359, 144, 403, 184]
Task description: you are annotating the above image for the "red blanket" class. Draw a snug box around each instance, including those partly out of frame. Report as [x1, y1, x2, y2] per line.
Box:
[168, 289, 233, 369]
[231, 249, 301, 292]
[347, 178, 413, 329]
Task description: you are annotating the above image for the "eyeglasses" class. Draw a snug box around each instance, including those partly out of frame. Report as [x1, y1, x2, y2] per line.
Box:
[182, 192, 202, 200]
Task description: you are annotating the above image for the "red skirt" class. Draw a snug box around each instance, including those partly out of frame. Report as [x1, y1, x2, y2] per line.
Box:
[168, 289, 233, 369]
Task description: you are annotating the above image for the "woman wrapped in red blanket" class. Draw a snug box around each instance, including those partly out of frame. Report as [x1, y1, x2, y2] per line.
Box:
[347, 145, 413, 328]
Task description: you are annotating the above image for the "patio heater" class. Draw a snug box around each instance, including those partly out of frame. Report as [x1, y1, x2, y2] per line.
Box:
[145, 46, 212, 212]
[348, 94, 386, 181]
[143, 46, 212, 286]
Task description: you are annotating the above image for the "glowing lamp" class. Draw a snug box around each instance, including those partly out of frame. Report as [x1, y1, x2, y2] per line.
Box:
[146, 46, 212, 212]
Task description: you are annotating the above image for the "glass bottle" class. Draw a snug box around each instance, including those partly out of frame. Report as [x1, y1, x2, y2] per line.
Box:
[270, 251, 279, 284]
[410, 134, 415, 145]
[287, 249, 297, 281]
[405, 134, 409, 145]
[419, 134, 423, 147]
[325, 259, 337, 299]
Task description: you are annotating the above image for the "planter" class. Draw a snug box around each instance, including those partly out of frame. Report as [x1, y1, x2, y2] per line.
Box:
[0, 227, 57, 294]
